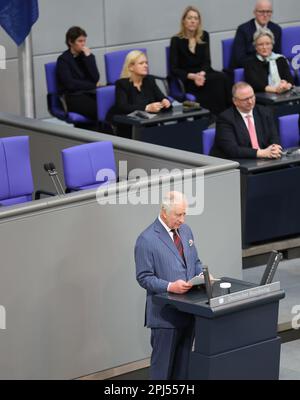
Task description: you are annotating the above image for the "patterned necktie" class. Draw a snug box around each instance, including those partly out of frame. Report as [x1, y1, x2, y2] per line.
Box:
[171, 229, 186, 265]
[246, 115, 260, 149]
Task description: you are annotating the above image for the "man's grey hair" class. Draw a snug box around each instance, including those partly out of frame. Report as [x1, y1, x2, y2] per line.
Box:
[161, 191, 188, 214]
[232, 82, 253, 98]
[254, 0, 273, 12]
[253, 28, 275, 46]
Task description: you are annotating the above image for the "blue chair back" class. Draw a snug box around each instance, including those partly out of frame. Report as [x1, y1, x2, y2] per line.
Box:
[234, 68, 245, 82]
[0, 136, 34, 206]
[281, 26, 300, 84]
[278, 114, 300, 149]
[45, 62, 67, 120]
[62, 141, 117, 191]
[104, 48, 147, 85]
[222, 38, 245, 83]
[282, 26, 300, 61]
[202, 128, 216, 155]
[96, 85, 116, 122]
[222, 38, 234, 71]
[45, 62, 92, 124]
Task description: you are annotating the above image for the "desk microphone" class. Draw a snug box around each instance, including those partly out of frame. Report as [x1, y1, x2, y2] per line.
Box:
[44, 162, 65, 196]
[290, 86, 300, 95]
[202, 265, 213, 301]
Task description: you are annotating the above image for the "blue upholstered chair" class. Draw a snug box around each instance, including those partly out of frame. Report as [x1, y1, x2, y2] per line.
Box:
[282, 26, 300, 63]
[0, 136, 34, 207]
[202, 128, 216, 155]
[45, 62, 94, 125]
[281, 26, 300, 84]
[165, 46, 196, 102]
[96, 85, 116, 126]
[278, 114, 300, 149]
[104, 48, 147, 85]
[61, 141, 117, 192]
[222, 38, 245, 83]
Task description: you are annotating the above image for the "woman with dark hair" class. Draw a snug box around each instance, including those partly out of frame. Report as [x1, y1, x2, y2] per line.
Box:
[170, 6, 231, 115]
[56, 26, 100, 121]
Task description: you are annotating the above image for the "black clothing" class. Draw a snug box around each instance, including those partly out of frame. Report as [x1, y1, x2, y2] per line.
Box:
[64, 92, 98, 121]
[170, 32, 231, 115]
[210, 105, 280, 159]
[245, 56, 294, 92]
[114, 75, 167, 114]
[56, 49, 99, 94]
[56, 49, 100, 120]
[108, 75, 168, 138]
[230, 19, 282, 69]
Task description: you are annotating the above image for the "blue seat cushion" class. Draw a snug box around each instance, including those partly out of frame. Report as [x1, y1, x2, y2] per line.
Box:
[0, 194, 32, 207]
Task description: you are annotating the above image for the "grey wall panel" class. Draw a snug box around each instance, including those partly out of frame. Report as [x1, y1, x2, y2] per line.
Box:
[104, 0, 256, 45]
[199, 0, 256, 32]
[0, 60, 20, 114]
[273, 0, 300, 23]
[104, 0, 202, 46]
[0, 29, 18, 60]
[0, 198, 150, 379]
[32, 0, 105, 56]
[33, 49, 106, 119]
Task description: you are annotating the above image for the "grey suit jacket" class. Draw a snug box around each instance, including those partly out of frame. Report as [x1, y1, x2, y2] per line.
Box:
[135, 218, 203, 329]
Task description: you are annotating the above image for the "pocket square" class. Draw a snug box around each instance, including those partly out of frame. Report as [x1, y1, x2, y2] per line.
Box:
[189, 239, 194, 247]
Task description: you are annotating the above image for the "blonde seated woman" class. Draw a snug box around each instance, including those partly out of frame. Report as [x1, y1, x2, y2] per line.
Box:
[245, 29, 294, 94]
[109, 50, 171, 138]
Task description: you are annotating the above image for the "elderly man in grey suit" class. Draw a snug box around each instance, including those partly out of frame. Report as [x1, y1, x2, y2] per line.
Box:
[135, 191, 203, 380]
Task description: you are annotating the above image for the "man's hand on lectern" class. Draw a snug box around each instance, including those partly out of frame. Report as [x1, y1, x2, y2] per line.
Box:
[168, 280, 192, 294]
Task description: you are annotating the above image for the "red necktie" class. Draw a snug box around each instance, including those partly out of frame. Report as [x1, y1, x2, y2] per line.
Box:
[171, 229, 186, 265]
[246, 115, 260, 149]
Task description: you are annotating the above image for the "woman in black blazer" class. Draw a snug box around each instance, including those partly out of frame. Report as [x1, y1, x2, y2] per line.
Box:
[245, 29, 294, 93]
[170, 6, 231, 115]
[115, 50, 171, 114]
[110, 50, 171, 137]
[56, 26, 100, 120]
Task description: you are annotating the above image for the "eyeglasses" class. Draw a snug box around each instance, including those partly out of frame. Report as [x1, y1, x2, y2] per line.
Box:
[255, 10, 273, 15]
[234, 95, 255, 102]
[256, 41, 273, 47]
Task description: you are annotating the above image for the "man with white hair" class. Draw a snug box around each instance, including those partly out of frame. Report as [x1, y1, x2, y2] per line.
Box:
[230, 0, 282, 69]
[135, 191, 203, 380]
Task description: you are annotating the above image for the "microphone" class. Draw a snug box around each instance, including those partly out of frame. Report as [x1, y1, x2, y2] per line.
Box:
[43, 162, 65, 196]
[202, 265, 213, 301]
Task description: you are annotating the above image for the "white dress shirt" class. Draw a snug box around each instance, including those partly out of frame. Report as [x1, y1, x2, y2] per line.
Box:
[158, 215, 175, 241]
[158, 215, 177, 291]
[255, 20, 268, 31]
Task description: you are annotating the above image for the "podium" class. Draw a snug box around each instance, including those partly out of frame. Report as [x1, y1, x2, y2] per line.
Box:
[154, 278, 285, 380]
[237, 155, 300, 247]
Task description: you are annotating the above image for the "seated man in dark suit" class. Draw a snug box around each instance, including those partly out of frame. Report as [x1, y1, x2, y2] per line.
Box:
[210, 82, 282, 159]
[230, 0, 282, 69]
